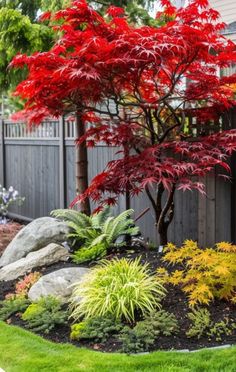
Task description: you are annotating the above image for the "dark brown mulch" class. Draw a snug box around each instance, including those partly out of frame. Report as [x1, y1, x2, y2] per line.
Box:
[1, 247, 236, 352]
[0, 222, 23, 256]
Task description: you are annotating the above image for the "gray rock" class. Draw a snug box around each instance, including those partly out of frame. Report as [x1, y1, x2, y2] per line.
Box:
[0, 244, 69, 281]
[0, 217, 69, 267]
[28, 267, 89, 303]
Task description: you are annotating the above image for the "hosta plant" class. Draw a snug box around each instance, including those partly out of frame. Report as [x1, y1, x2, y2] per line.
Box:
[158, 240, 236, 306]
[70, 258, 166, 323]
[51, 208, 139, 263]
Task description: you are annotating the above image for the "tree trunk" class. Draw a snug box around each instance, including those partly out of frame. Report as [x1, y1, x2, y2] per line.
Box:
[159, 226, 168, 246]
[75, 112, 91, 215]
[145, 184, 175, 247]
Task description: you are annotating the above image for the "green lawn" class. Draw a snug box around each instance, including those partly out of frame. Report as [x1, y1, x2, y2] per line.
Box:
[0, 322, 236, 372]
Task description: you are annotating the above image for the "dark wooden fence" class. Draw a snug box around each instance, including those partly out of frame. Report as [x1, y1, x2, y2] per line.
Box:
[0, 116, 235, 246]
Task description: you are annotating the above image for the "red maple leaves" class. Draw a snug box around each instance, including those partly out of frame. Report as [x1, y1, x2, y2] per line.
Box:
[10, 0, 236, 241]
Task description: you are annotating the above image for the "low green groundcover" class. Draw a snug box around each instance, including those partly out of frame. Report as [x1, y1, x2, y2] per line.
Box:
[0, 322, 236, 372]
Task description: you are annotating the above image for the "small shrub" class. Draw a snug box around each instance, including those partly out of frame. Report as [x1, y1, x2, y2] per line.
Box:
[15, 272, 41, 297]
[120, 310, 178, 353]
[51, 208, 139, 263]
[186, 308, 236, 341]
[146, 310, 179, 337]
[70, 258, 166, 323]
[120, 322, 155, 354]
[72, 243, 108, 264]
[160, 240, 236, 306]
[209, 320, 236, 342]
[70, 316, 122, 343]
[186, 308, 211, 339]
[0, 296, 30, 320]
[22, 296, 68, 333]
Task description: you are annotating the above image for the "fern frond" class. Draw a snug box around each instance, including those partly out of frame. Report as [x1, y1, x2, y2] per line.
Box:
[72, 243, 107, 264]
[124, 226, 140, 236]
[51, 209, 92, 228]
[102, 217, 115, 235]
[89, 234, 108, 248]
[91, 207, 111, 228]
[51, 209, 80, 222]
[102, 210, 137, 244]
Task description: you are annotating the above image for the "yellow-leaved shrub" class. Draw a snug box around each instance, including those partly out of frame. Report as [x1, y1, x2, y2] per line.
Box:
[157, 240, 236, 306]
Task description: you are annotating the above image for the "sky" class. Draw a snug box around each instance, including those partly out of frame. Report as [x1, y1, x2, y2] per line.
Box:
[151, 1, 162, 15]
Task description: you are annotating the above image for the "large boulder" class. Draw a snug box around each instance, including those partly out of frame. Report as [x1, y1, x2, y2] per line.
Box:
[28, 267, 89, 303]
[0, 243, 69, 281]
[0, 217, 69, 267]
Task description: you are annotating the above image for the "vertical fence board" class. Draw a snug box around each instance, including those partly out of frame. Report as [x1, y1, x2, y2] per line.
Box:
[59, 116, 67, 208]
[0, 118, 5, 186]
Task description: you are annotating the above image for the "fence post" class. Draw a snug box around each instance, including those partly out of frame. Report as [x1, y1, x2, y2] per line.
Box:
[0, 118, 5, 187]
[59, 116, 67, 208]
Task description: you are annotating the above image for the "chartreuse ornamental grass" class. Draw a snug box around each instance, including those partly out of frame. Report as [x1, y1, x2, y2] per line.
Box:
[1, 322, 236, 372]
[70, 257, 165, 322]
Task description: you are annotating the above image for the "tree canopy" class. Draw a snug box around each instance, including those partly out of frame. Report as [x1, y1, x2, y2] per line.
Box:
[0, 7, 53, 93]
[11, 0, 236, 242]
[0, 0, 41, 21]
[0, 0, 156, 107]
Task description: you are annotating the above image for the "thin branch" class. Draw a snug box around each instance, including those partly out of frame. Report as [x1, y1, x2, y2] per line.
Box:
[157, 184, 176, 230]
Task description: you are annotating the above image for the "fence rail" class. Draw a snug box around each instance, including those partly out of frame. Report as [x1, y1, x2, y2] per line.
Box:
[0, 115, 235, 246]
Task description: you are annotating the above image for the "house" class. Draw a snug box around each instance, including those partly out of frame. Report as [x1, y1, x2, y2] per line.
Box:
[210, 0, 236, 43]
[174, 1, 236, 43]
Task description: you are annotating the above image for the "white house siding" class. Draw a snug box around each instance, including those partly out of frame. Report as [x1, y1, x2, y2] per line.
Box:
[210, 0, 236, 25]
[209, 1, 236, 43]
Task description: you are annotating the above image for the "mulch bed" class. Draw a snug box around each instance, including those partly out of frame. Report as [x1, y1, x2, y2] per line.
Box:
[0, 222, 23, 256]
[1, 246, 236, 352]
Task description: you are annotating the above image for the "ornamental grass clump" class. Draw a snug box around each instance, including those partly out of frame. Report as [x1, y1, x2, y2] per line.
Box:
[70, 258, 166, 323]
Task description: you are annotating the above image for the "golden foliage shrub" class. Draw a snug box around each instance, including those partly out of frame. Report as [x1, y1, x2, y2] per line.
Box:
[157, 240, 236, 306]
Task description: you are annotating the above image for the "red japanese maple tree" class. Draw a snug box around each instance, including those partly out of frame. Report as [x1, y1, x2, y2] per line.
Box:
[11, 0, 236, 244]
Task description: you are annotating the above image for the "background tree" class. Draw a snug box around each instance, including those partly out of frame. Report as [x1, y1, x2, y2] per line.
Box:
[89, 0, 156, 24]
[0, 1, 55, 113]
[11, 0, 236, 242]
[0, 8, 53, 93]
[0, 0, 157, 110]
[0, 0, 41, 21]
